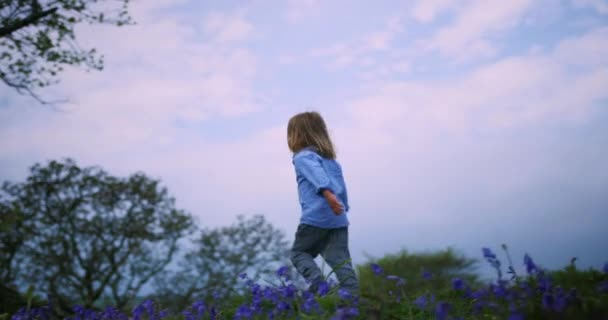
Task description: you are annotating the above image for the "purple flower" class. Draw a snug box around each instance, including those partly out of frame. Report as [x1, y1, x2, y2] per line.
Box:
[302, 294, 320, 314]
[508, 312, 524, 320]
[542, 292, 553, 310]
[482, 247, 496, 259]
[100, 306, 127, 320]
[250, 283, 261, 296]
[435, 302, 451, 320]
[422, 270, 433, 280]
[538, 275, 552, 292]
[471, 289, 487, 299]
[472, 301, 485, 314]
[234, 304, 253, 319]
[276, 266, 290, 279]
[492, 282, 508, 298]
[276, 301, 290, 312]
[370, 263, 383, 275]
[182, 311, 194, 320]
[553, 287, 568, 312]
[338, 288, 352, 300]
[331, 307, 359, 320]
[263, 287, 278, 302]
[413, 295, 427, 310]
[132, 303, 146, 320]
[191, 301, 206, 317]
[451, 278, 464, 290]
[524, 254, 537, 274]
[280, 284, 297, 299]
[239, 273, 248, 279]
[317, 280, 330, 296]
[386, 275, 406, 286]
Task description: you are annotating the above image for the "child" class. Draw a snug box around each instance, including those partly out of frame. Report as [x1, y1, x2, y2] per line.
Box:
[287, 111, 359, 296]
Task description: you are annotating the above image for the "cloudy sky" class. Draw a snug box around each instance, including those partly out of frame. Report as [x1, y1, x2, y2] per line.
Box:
[1, 0, 607, 275]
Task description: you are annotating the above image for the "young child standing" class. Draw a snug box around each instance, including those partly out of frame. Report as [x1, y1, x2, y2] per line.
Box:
[287, 111, 359, 296]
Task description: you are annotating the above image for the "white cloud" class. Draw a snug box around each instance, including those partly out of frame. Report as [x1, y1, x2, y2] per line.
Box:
[203, 11, 255, 43]
[286, 0, 323, 23]
[411, 0, 464, 23]
[346, 26, 608, 135]
[420, 0, 536, 61]
[0, 3, 264, 161]
[309, 15, 406, 75]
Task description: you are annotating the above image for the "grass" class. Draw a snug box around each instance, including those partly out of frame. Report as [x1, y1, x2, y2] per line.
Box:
[6, 246, 608, 320]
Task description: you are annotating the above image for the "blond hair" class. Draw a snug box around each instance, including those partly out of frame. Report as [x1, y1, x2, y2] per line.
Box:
[287, 111, 336, 159]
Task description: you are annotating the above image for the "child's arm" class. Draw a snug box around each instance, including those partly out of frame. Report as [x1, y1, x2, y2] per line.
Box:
[294, 154, 344, 215]
[322, 189, 344, 215]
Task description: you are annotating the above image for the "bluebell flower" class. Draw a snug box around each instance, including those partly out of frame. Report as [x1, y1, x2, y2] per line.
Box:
[276, 301, 290, 312]
[280, 284, 297, 299]
[553, 287, 568, 312]
[234, 304, 253, 319]
[603, 262, 608, 274]
[492, 282, 508, 298]
[142, 299, 155, 317]
[538, 274, 552, 292]
[182, 310, 194, 320]
[370, 263, 383, 275]
[276, 266, 290, 279]
[482, 247, 496, 259]
[413, 295, 427, 310]
[542, 292, 553, 310]
[331, 307, 359, 320]
[250, 283, 261, 296]
[524, 254, 537, 274]
[158, 310, 168, 319]
[508, 312, 524, 320]
[386, 275, 405, 286]
[471, 289, 487, 299]
[100, 306, 126, 320]
[338, 288, 352, 300]
[422, 269, 433, 280]
[302, 294, 320, 314]
[210, 305, 218, 320]
[191, 301, 206, 317]
[451, 278, 464, 290]
[262, 287, 277, 302]
[435, 301, 451, 320]
[472, 301, 485, 315]
[239, 272, 248, 279]
[132, 303, 146, 320]
[317, 280, 330, 296]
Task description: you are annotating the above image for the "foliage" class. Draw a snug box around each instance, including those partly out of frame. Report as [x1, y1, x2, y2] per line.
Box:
[153, 215, 290, 311]
[0, 0, 132, 103]
[0, 158, 194, 313]
[7, 246, 608, 319]
[357, 248, 479, 306]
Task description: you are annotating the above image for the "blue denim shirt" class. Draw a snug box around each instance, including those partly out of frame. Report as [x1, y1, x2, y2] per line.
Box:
[292, 147, 350, 229]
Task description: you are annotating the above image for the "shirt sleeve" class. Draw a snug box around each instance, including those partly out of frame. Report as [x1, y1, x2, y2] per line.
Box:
[293, 153, 332, 194]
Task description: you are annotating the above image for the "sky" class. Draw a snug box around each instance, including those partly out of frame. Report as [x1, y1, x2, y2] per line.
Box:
[1, 0, 607, 277]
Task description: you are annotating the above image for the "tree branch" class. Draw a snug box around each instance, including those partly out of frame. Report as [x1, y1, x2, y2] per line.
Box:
[0, 7, 58, 38]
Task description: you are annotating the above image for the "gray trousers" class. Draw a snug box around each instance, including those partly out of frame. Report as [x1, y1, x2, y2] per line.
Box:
[290, 224, 359, 294]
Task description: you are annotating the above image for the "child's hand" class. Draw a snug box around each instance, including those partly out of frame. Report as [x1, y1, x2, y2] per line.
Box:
[322, 189, 344, 215]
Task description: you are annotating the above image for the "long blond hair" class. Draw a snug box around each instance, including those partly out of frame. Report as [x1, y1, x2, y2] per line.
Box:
[287, 111, 336, 159]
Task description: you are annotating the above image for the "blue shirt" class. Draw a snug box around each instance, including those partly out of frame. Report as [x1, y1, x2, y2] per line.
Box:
[292, 147, 350, 228]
